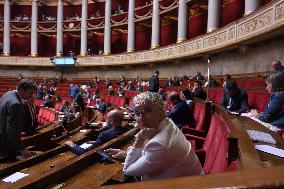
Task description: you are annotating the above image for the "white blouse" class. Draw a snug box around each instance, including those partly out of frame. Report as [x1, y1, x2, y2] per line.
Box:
[123, 118, 204, 181]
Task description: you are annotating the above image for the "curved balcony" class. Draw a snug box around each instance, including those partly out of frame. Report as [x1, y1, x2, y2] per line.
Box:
[0, 0, 179, 32]
[0, 0, 283, 67]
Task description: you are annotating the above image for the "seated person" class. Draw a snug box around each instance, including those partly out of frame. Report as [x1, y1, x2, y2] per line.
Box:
[106, 92, 204, 181]
[117, 87, 125, 96]
[127, 81, 136, 91]
[252, 73, 284, 128]
[180, 88, 193, 105]
[192, 81, 207, 101]
[60, 100, 70, 113]
[136, 81, 144, 92]
[222, 80, 249, 113]
[204, 75, 218, 87]
[158, 87, 166, 101]
[223, 74, 232, 87]
[167, 91, 195, 129]
[65, 109, 128, 155]
[107, 86, 115, 96]
[97, 98, 107, 113]
[43, 94, 52, 108]
[272, 60, 284, 73]
[192, 70, 204, 80]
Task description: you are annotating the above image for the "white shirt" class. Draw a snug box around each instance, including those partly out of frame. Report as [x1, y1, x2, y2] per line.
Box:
[123, 118, 204, 181]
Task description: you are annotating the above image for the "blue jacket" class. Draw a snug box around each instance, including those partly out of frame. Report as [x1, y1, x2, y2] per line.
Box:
[259, 91, 284, 128]
[70, 126, 129, 155]
[98, 102, 107, 113]
[167, 100, 195, 129]
[70, 85, 79, 98]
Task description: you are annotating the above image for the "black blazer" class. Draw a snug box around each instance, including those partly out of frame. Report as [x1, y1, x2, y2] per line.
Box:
[167, 100, 196, 129]
[149, 74, 159, 92]
[0, 91, 25, 155]
[23, 103, 38, 134]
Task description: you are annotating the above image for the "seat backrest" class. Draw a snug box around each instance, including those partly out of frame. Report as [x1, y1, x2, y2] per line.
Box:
[194, 102, 206, 131]
[215, 90, 223, 104]
[203, 113, 230, 174]
[208, 88, 217, 102]
[193, 99, 211, 133]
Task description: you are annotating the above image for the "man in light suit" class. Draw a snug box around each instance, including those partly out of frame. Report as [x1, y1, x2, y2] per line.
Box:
[65, 109, 128, 155]
[107, 92, 204, 181]
[0, 79, 37, 158]
[149, 70, 160, 92]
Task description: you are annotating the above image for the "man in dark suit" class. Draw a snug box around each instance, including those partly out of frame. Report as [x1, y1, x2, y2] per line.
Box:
[222, 80, 249, 113]
[0, 79, 37, 158]
[149, 70, 160, 92]
[192, 81, 207, 101]
[22, 98, 38, 134]
[65, 109, 128, 155]
[167, 92, 195, 129]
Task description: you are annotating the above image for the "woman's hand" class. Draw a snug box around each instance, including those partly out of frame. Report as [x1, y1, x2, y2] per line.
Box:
[137, 128, 159, 141]
[134, 128, 159, 148]
[249, 109, 259, 117]
[105, 148, 127, 159]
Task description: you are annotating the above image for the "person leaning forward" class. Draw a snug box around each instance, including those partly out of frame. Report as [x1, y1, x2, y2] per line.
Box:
[0, 79, 37, 159]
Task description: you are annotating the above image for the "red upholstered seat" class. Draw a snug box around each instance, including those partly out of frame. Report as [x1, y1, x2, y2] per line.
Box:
[208, 89, 217, 102]
[215, 90, 223, 104]
[248, 91, 270, 112]
[182, 100, 211, 138]
[186, 113, 230, 174]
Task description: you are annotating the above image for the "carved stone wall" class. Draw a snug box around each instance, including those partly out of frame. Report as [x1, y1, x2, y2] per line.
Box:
[0, 36, 282, 79]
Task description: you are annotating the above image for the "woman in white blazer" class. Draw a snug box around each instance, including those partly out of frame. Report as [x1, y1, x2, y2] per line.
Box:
[107, 92, 204, 181]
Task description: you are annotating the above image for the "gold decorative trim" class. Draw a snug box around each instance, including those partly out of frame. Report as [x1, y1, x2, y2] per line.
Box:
[56, 53, 62, 57]
[244, 11, 254, 16]
[30, 53, 38, 57]
[150, 45, 160, 49]
[103, 51, 111, 55]
[0, 0, 282, 67]
[207, 28, 218, 33]
[80, 51, 87, 56]
[126, 49, 135, 53]
[2, 52, 10, 57]
[176, 38, 186, 44]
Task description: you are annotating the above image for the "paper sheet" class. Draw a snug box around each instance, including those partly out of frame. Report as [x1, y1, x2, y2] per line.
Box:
[79, 129, 87, 133]
[241, 113, 281, 132]
[2, 172, 29, 183]
[79, 143, 92, 149]
[246, 130, 276, 144]
[255, 145, 284, 158]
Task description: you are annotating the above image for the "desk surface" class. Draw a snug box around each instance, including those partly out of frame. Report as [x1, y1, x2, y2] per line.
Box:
[237, 116, 284, 167]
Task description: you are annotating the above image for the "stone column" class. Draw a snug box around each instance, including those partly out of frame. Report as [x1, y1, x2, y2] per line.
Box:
[3, 0, 10, 56]
[207, 0, 221, 32]
[245, 0, 261, 15]
[31, 0, 38, 57]
[151, 0, 160, 49]
[177, 0, 187, 43]
[80, 0, 88, 56]
[104, 0, 111, 55]
[127, 0, 135, 52]
[56, 0, 63, 56]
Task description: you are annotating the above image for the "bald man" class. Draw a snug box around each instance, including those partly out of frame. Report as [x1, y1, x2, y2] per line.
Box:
[65, 109, 129, 155]
[272, 60, 284, 73]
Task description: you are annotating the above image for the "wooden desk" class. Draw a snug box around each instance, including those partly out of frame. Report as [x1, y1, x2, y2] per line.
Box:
[237, 116, 284, 167]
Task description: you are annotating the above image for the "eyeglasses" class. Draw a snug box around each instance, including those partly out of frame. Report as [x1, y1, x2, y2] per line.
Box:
[134, 108, 153, 117]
